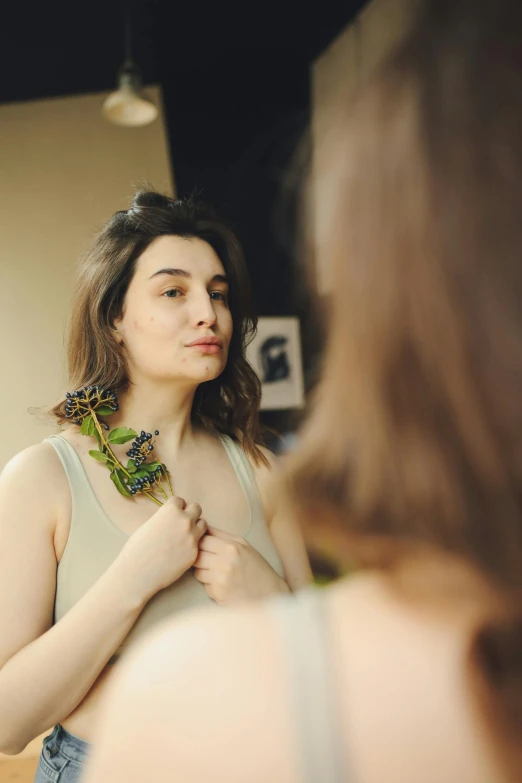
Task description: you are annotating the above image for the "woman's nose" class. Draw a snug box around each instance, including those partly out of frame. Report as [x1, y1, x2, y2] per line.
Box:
[192, 293, 217, 327]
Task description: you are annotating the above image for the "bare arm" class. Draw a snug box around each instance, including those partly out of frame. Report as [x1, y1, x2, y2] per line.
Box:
[254, 447, 313, 591]
[0, 444, 146, 755]
[268, 507, 314, 591]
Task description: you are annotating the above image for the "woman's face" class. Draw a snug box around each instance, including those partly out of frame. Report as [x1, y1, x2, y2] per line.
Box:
[113, 235, 233, 385]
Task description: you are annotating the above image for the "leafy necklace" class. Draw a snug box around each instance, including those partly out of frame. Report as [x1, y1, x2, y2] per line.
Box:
[65, 385, 173, 506]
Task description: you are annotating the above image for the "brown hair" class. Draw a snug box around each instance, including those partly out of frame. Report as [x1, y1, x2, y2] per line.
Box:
[287, 0, 522, 772]
[51, 190, 266, 462]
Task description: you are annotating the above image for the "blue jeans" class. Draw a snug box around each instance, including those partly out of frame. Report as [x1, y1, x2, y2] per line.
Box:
[34, 724, 90, 782]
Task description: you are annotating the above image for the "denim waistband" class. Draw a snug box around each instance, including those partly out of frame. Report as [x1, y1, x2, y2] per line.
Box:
[46, 724, 91, 764]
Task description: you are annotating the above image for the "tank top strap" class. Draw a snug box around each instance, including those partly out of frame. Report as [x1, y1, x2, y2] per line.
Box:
[218, 435, 265, 521]
[269, 588, 348, 783]
[45, 434, 98, 507]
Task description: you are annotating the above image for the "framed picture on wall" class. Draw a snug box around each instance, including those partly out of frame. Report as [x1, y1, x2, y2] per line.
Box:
[246, 316, 305, 410]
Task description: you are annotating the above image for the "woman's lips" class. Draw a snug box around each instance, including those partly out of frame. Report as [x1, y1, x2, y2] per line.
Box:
[186, 337, 223, 355]
[188, 344, 221, 355]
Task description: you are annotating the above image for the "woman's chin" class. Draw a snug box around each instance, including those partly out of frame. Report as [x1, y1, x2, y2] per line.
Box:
[137, 354, 227, 384]
[188, 357, 226, 382]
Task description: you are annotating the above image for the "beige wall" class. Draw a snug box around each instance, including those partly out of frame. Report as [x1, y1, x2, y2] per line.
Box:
[311, 0, 418, 292]
[0, 86, 174, 469]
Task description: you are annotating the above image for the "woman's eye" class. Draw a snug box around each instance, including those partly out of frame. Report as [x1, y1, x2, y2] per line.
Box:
[163, 289, 182, 298]
[210, 291, 227, 302]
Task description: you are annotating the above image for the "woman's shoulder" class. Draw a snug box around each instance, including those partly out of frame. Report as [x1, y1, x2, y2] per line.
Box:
[86, 588, 341, 783]
[326, 574, 500, 783]
[169, 576, 500, 782]
[116, 592, 284, 680]
[0, 439, 70, 540]
[1, 436, 72, 509]
[1, 438, 66, 485]
[87, 577, 499, 783]
[86, 597, 301, 782]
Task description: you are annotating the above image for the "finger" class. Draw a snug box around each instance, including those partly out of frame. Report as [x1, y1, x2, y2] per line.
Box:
[198, 534, 228, 554]
[169, 496, 186, 510]
[184, 502, 202, 521]
[206, 526, 242, 542]
[193, 567, 212, 584]
[193, 550, 215, 569]
[195, 517, 208, 539]
[205, 585, 217, 602]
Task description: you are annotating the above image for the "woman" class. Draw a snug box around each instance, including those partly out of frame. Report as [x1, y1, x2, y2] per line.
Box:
[0, 192, 312, 776]
[81, 1, 522, 782]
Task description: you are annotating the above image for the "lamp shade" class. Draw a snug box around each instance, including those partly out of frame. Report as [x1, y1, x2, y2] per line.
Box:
[102, 63, 158, 128]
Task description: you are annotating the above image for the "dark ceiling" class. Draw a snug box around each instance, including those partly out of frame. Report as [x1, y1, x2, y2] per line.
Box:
[1, 0, 365, 320]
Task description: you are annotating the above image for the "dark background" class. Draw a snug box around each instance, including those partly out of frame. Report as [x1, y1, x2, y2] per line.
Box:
[1, 0, 365, 430]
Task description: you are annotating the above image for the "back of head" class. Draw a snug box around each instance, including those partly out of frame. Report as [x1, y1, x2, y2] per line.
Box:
[287, 0, 522, 774]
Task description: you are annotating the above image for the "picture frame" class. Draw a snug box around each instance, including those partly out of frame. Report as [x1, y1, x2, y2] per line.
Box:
[246, 316, 305, 410]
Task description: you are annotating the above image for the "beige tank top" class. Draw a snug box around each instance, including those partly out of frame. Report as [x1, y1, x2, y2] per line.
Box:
[46, 434, 285, 661]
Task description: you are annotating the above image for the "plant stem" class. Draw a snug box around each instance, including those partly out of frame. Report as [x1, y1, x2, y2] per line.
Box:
[157, 482, 169, 501]
[162, 466, 174, 496]
[89, 413, 163, 506]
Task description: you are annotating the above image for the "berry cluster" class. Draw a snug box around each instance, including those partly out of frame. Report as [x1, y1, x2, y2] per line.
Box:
[126, 430, 160, 466]
[65, 386, 119, 427]
[128, 468, 164, 496]
[68, 384, 172, 505]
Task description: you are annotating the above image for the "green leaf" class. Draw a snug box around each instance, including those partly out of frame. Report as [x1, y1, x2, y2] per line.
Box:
[108, 427, 137, 445]
[93, 427, 102, 448]
[126, 460, 137, 473]
[89, 449, 110, 463]
[96, 405, 114, 416]
[81, 416, 95, 436]
[134, 469, 150, 479]
[117, 467, 131, 484]
[143, 461, 161, 473]
[110, 469, 132, 498]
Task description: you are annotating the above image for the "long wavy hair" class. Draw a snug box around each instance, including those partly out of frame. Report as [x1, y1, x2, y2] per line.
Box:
[286, 0, 522, 775]
[51, 190, 266, 463]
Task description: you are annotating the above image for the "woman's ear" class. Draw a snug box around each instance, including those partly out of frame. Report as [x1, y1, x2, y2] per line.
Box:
[111, 317, 124, 346]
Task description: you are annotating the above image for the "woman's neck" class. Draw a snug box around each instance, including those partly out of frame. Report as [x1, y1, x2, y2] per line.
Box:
[107, 380, 198, 454]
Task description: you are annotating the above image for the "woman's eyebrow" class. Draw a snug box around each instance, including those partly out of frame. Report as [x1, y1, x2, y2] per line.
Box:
[211, 274, 229, 285]
[149, 268, 229, 285]
[148, 268, 191, 279]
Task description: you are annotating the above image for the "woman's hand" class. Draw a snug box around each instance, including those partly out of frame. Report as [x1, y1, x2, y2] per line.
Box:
[193, 527, 289, 604]
[118, 496, 207, 605]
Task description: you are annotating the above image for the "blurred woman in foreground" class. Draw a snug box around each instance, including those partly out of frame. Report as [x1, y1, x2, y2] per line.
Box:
[83, 1, 522, 781]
